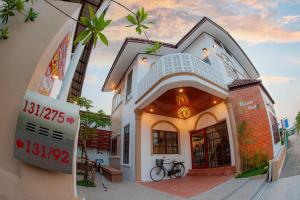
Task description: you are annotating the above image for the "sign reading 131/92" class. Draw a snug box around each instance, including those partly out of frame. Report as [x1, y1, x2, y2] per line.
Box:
[14, 90, 80, 174]
[16, 139, 70, 164]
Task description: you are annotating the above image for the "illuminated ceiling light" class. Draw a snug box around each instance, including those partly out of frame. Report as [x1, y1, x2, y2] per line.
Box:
[111, 83, 116, 91]
[213, 100, 217, 104]
[51, 68, 59, 79]
[150, 108, 154, 112]
[213, 44, 217, 48]
[141, 57, 147, 64]
[179, 88, 184, 93]
[177, 106, 191, 119]
[52, 75, 59, 79]
[176, 93, 189, 106]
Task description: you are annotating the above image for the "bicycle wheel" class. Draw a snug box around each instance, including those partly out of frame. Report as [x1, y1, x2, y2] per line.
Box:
[173, 163, 185, 178]
[150, 166, 165, 181]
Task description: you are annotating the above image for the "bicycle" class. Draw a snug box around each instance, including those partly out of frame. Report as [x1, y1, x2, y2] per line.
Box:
[150, 158, 185, 181]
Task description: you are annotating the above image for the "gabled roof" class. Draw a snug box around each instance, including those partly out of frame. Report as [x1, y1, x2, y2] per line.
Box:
[102, 17, 260, 92]
[228, 79, 275, 104]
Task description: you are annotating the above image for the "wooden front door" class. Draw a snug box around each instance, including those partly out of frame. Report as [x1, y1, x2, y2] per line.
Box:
[190, 121, 231, 169]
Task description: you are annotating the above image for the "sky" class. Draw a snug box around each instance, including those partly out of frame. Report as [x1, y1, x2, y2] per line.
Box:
[81, 0, 300, 126]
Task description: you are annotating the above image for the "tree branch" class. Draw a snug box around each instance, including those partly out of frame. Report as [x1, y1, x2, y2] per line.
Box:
[111, 0, 135, 16]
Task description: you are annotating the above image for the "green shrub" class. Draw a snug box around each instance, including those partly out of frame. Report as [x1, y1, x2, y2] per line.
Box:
[236, 165, 268, 178]
[76, 180, 96, 187]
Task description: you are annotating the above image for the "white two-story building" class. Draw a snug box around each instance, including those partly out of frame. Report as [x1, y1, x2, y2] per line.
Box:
[102, 17, 283, 182]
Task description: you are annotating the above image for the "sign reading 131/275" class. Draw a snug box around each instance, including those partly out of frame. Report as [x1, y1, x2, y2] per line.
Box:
[22, 99, 76, 124]
[14, 90, 80, 174]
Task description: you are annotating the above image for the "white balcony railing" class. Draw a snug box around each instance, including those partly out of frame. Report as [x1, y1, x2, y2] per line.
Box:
[137, 53, 227, 100]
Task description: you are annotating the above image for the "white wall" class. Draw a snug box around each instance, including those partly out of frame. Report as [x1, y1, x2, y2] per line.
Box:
[140, 102, 235, 182]
[119, 57, 139, 181]
[260, 88, 281, 157]
[85, 149, 109, 166]
[183, 33, 250, 85]
[140, 113, 190, 182]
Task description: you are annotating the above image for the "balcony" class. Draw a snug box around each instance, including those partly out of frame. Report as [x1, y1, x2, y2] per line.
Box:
[137, 53, 227, 100]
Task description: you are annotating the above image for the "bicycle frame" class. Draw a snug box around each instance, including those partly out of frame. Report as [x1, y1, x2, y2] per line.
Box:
[160, 160, 180, 177]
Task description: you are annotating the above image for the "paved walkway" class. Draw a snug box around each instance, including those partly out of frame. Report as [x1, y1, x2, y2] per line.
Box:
[78, 176, 183, 200]
[259, 175, 300, 200]
[257, 134, 300, 200]
[77, 174, 244, 200]
[280, 134, 300, 178]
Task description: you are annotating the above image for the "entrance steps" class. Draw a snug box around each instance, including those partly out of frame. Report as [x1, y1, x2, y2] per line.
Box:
[195, 175, 267, 200]
[187, 166, 236, 176]
[221, 175, 267, 200]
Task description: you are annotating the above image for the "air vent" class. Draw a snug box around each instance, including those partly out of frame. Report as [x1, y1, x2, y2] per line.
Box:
[25, 122, 36, 133]
[52, 130, 63, 140]
[39, 126, 49, 137]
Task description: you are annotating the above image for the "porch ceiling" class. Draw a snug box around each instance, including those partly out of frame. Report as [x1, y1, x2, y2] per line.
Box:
[144, 87, 222, 119]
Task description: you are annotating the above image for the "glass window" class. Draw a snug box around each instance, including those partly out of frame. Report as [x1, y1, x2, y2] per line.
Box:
[270, 113, 280, 144]
[123, 125, 130, 164]
[153, 130, 179, 154]
[214, 38, 223, 48]
[202, 56, 211, 65]
[224, 46, 232, 56]
[126, 70, 133, 101]
[111, 137, 118, 156]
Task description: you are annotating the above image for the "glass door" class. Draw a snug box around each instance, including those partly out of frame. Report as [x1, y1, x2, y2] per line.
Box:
[190, 121, 231, 169]
[190, 129, 208, 168]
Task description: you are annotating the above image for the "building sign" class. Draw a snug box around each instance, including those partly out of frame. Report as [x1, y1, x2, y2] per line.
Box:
[237, 99, 260, 114]
[281, 118, 289, 129]
[39, 33, 71, 96]
[14, 90, 80, 174]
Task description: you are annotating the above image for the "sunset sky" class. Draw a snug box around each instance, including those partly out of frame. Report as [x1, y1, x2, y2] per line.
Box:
[81, 0, 300, 126]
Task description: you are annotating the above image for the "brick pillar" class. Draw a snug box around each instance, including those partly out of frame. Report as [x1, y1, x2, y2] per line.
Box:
[225, 98, 242, 174]
[229, 84, 274, 169]
[135, 109, 143, 182]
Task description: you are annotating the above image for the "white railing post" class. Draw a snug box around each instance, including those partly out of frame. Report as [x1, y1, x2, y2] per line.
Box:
[57, 0, 111, 101]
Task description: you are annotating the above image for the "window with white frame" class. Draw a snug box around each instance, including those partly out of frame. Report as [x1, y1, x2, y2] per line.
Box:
[123, 125, 130, 164]
[126, 70, 133, 101]
[153, 130, 179, 154]
[111, 137, 118, 156]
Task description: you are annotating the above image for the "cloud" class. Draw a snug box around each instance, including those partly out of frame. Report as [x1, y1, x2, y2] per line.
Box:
[261, 76, 296, 83]
[288, 58, 300, 66]
[280, 15, 300, 26]
[101, 0, 300, 44]
[84, 75, 98, 85]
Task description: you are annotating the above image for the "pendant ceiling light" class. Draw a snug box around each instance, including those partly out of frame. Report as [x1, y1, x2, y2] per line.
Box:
[177, 105, 191, 119]
[176, 91, 191, 119]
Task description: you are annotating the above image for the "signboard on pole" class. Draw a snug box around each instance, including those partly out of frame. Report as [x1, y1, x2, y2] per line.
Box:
[281, 118, 289, 129]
